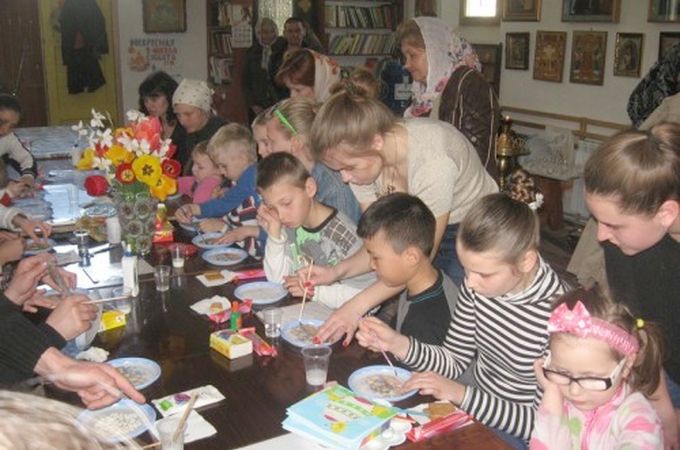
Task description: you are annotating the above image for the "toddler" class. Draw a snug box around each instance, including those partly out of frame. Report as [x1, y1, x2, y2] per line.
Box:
[176, 141, 222, 204]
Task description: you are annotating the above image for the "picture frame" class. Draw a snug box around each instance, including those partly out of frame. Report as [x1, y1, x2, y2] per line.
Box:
[460, 0, 501, 25]
[143, 0, 187, 33]
[533, 31, 567, 82]
[614, 33, 643, 77]
[472, 43, 503, 95]
[505, 32, 530, 70]
[570, 31, 607, 85]
[648, 0, 680, 22]
[659, 32, 680, 59]
[503, 0, 541, 21]
[562, 0, 620, 22]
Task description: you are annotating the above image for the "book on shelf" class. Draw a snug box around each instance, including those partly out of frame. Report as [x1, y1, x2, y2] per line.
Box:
[324, 4, 394, 29]
[328, 32, 396, 56]
[210, 31, 232, 56]
[282, 384, 398, 450]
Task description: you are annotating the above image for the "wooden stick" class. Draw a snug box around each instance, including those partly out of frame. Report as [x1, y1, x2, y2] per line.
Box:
[140, 442, 160, 449]
[172, 392, 198, 442]
[298, 260, 314, 322]
[85, 295, 131, 305]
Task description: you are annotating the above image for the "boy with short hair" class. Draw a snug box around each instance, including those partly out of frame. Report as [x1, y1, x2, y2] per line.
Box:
[176, 123, 262, 257]
[357, 192, 457, 345]
[256, 152, 374, 308]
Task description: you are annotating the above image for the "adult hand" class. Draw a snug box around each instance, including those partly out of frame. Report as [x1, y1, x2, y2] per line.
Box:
[22, 290, 59, 313]
[315, 301, 364, 346]
[256, 204, 282, 239]
[0, 230, 19, 242]
[175, 204, 200, 223]
[356, 317, 410, 360]
[198, 218, 226, 233]
[13, 215, 52, 240]
[402, 372, 466, 405]
[45, 293, 97, 341]
[283, 275, 314, 298]
[298, 264, 339, 287]
[0, 235, 24, 266]
[4, 255, 50, 306]
[42, 265, 77, 292]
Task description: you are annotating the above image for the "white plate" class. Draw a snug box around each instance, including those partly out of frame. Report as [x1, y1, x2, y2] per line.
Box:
[201, 247, 248, 266]
[280, 319, 324, 347]
[348, 365, 417, 403]
[107, 357, 162, 390]
[192, 232, 232, 249]
[78, 399, 157, 443]
[234, 281, 288, 305]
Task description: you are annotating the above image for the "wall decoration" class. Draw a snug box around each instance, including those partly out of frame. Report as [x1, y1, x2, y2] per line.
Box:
[562, 0, 620, 22]
[505, 32, 530, 69]
[472, 43, 503, 95]
[613, 33, 643, 77]
[659, 32, 680, 59]
[460, 0, 500, 25]
[570, 31, 607, 85]
[143, 0, 186, 33]
[648, 0, 680, 22]
[503, 0, 541, 21]
[534, 31, 567, 82]
[128, 38, 178, 72]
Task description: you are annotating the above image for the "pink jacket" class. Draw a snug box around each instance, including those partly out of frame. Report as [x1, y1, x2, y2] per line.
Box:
[177, 176, 222, 204]
[530, 384, 662, 450]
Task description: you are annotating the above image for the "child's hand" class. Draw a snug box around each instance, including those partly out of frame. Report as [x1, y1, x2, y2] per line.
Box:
[211, 186, 226, 199]
[176, 204, 199, 223]
[298, 264, 339, 287]
[6, 179, 31, 198]
[403, 372, 466, 405]
[13, 216, 52, 240]
[0, 230, 19, 243]
[199, 218, 226, 233]
[0, 236, 24, 266]
[256, 205, 282, 239]
[533, 358, 564, 415]
[217, 225, 259, 244]
[315, 301, 364, 345]
[46, 293, 98, 341]
[283, 275, 315, 298]
[356, 316, 410, 359]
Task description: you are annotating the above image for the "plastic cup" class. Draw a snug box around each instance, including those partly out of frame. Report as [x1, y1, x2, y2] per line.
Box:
[172, 245, 185, 269]
[262, 307, 282, 338]
[154, 265, 171, 292]
[301, 345, 332, 387]
[156, 416, 186, 450]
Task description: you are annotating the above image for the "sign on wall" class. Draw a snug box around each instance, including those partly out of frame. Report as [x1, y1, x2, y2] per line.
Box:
[128, 38, 179, 72]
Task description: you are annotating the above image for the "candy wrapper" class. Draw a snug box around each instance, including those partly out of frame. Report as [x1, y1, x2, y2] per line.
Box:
[152, 385, 225, 418]
[238, 327, 277, 357]
[190, 297, 252, 323]
[405, 405, 473, 442]
[234, 268, 266, 281]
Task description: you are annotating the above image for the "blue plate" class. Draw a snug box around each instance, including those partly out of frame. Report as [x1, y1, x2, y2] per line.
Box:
[348, 365, 417, 403]
[201, 247, 248, 266]
[280, 319, 324, 347]
[23, 238, 56, 256]
[192, 232, 232, 249]
[234, 281, 287, 305]
[78, 399, 157, 443]
[178, 218, 200, 234]
[107, 357, 161, 390]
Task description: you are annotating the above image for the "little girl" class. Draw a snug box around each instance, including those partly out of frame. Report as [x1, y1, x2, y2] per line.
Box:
[176, 141, 223, 204]
[357, 188, 565, 448]
[252, 107, 273, 159]
[530, 287, 663, 449]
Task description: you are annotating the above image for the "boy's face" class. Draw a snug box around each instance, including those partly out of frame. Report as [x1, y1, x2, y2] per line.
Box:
[260, 178, 314, 229]
[191, 152, 220, 182]
[585, 193, 670, 255]
[364, 231, 412, 287]
[253, 124, 272, 158]
[213, 147, 249, 181]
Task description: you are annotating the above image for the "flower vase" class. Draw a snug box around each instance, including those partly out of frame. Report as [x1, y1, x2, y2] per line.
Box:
[113, 191, 157, 255]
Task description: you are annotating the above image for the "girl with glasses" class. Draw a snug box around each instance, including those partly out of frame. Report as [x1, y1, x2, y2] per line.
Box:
[531, 287, 664, 449]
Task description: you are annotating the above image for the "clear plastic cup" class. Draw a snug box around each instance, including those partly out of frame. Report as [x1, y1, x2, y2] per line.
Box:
[156, 416, 187, 450]
[172, 245, 185, 269]
[301, 345, 332, 387]
[154, 265, 171, 292]
[262, 307, 282, 338]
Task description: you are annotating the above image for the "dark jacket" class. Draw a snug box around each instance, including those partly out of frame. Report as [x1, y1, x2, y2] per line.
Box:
[243, 40, 281, 114]
[182, 115, 226, 171]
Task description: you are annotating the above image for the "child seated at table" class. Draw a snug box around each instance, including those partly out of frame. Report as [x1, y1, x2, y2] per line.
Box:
[252, 107, 273, 159]
[0, 94, 37, 187]
[530, 286, 663, 449]
[256, 152, 374, 308]
[176, 141, 223, 204]
[176, 123, 263, 257]
[356, 192, 457, 345]
[356, 188, 566, 448]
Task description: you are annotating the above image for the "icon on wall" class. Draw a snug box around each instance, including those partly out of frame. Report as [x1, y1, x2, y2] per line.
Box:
[570, 31, 607, 85]
[613, 33, 643, 77]
[534, 31, 567, 82]
[562, 0, 620, 22]
[505, 32, 530, 70]
[143, 0, 186, 33]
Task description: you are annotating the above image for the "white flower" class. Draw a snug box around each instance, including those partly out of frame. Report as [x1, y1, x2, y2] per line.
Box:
[96, 128, 113, 148]
[90, 109, 106, 128]
[126, 110, 144, 123]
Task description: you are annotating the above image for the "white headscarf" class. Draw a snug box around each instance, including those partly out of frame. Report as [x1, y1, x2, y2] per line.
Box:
[404, 17, 481, 118]
[172, 79, 214, 113]
[310, 50, 342, 103]
[256, 17, 279, 70]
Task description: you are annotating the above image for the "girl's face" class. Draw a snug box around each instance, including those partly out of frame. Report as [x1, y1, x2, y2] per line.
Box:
[548, 335, 630, 411]
[254, 123, 273, 158]
[266, 120, 293, 154]
[260, 178, 314, 229]
[285, 81, 315, 99]
[456, 244, 535, 298]
[0, 109, 20, 137]
[191, 152, 220, 182]
[322, 144, 383, 185]
[174, 103, 209, 133]
[585, 192, 672, 256]
[401, 43, 428, 83]
[143, 95, 170, 118]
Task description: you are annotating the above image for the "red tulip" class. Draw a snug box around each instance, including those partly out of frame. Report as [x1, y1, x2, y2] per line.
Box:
[84, 175, 109, 197]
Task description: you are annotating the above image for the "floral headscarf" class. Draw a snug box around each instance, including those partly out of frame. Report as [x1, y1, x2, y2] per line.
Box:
[404, 17, 482, 118]
[310, 50, 342, 103]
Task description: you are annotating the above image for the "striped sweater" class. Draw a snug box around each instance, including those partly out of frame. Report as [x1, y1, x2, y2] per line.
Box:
[402, 256, 565, 440]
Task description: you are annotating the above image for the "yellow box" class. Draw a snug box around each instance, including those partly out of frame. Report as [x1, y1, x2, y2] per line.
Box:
[210, 329, 253, 359]
[100, 310, 126, 331]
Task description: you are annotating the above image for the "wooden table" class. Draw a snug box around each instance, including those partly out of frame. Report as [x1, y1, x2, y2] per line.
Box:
[49, 231, 512, 450]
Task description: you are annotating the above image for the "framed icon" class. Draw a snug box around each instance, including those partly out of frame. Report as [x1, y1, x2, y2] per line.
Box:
[562, 0, 620, 22]
[506, 32, 530, 70]
[143, 0, 187, 33]
[534, 31, 567, 82]
[570, 31, 607, 85]
[613, 33, 643, 77]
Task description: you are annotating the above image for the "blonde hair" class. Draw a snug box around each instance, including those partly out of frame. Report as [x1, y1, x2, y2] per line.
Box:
[329, 68, 381, 99]
[396, 19, 425, 50]
[310, 91, 396, 160]
[552, 287, 664, 396]
[584, 122, 680, 215]
[251, 105, 274, 129]
[207, 123, 257, 163]
[271, 97, 318, 144]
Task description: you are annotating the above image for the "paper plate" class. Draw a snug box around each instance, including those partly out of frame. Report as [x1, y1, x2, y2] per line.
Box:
[107, 357, 161, 390]
[201, 247, 248, 266]
[348, 365, 417, 403]
[78, 399, 157, 443]
[280, 319, 324, 347]
[234, 281, 287, 305]
[192, 232, 232, 249]
[23, 238, 56, 255]
[83, 203, 117, 218]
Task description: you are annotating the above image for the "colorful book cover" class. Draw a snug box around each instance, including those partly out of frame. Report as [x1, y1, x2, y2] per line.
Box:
[283, 384, 397, 449]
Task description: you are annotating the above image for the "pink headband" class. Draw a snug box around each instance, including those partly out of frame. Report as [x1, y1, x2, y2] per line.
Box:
[548, 301, 639, 356]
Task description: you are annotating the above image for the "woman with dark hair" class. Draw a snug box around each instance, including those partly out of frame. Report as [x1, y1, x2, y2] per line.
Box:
[275, 49, 342, 102]
[138, 71, 187, 164]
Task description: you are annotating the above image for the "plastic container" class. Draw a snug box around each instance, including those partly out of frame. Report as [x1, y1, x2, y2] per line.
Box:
[121, 243, 139, 296]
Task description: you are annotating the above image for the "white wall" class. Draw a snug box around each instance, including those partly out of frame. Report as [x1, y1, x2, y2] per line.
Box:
[115, 0, 207, 114]
[437, 0, 680, 125]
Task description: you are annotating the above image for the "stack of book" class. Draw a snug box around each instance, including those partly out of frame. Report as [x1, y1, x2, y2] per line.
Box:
[282, 384, 398, 450]
[324, 4, 395, 29]
[328, 32, 397, 56]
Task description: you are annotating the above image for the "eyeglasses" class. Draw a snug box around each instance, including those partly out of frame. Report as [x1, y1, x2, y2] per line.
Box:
[542, 355, 626, 392]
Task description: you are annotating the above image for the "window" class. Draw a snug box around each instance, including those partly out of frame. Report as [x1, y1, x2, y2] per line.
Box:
[258, 0, 293, 35]
[460, 0, 499, 24]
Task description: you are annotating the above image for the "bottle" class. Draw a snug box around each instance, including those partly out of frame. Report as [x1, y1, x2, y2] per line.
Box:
[121, 243, 139, 297]
[70, 143, 81, 167]
[230, 301, 241, 331]
[106, 216, 122, 245]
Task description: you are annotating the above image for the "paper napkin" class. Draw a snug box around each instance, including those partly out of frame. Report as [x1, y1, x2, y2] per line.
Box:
[196, 270, 237, 287]
[152, 410, 217, 443]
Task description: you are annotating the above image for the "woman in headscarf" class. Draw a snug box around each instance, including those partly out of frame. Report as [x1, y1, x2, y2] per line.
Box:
[275, 49, 342, 103]
[243, 17, 281, 122]
[172, 78, 225, 170]
[398, 17, 500, 180]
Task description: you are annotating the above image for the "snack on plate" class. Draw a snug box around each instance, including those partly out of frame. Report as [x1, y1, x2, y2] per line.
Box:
[424, 402, 456, 419]
[204, 271, 224, 281]
[209, 302, 224, 314]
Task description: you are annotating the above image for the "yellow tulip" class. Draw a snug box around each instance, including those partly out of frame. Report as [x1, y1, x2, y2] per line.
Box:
[76, 148, 95, 170]
[105, 144, 134, 167]
[132, 154, 161, 187]
[150, 174, 177, 201]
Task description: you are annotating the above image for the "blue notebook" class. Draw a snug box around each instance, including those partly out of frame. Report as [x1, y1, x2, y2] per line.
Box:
[282, 384, 398, 450]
